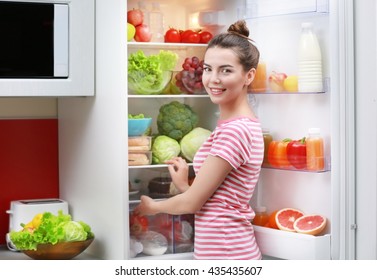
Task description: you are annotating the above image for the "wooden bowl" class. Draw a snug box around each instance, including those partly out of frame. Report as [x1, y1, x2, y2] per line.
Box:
[22, 238, 94, 260]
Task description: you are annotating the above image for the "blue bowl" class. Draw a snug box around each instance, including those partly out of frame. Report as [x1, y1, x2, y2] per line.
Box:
[128, 118, 152, 136]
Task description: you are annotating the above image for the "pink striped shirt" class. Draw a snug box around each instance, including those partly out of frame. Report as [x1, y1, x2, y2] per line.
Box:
[193, 117, 264, 260]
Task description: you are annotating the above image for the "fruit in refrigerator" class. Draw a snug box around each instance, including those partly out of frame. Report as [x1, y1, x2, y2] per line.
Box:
[275, 208, 304, 232]
[175, 56, 205, 94]
[267, 210, 279, 229]
[283, 75, 298, 92]
[164, 27, 181, 43]
[181, 29, 200, 43]
[293, 214, 327, 235]
[199, 31, 213, 44]
[268, 71, 287, 92]
[134, 24, 152, 42]
[130, 213, 149, 236]
[127, 9, 144, 26]
[127, 23, 136, 41]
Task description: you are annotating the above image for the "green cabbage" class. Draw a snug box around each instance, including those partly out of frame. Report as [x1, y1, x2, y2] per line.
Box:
[180, 127, 212, 162]
[9, 210, 94, 251]
[128, 50, 178, 95]
[152, 135, 181, 164]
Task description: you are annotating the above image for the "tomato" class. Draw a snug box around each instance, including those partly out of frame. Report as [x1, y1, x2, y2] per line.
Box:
[199, 31, 213, 44]
[181, 30, 200, 44]
[286, 137, 307, 169]
[164, 28, 181, 43]
[130, 213, 148, 236]
[134, 24, 152, 42]
[267, 139, 292, 168]
[127, 9, 144, 26]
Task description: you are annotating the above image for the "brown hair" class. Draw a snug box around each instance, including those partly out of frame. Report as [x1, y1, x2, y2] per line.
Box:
[206, 20, 260, 72]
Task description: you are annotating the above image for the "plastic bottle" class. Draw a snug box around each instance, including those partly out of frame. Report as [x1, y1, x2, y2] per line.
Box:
[262, 128, 273, 166]
[298, 22, 323, 92]
[149, 2, 164, 42]
[250, 61, 267, 93]
[137, 1, 150, 26]
[306, 128, 325, 171]
[252, 206, 269, 227]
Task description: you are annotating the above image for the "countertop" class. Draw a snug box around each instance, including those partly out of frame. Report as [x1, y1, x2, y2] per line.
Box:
[0, 245, 100, 260]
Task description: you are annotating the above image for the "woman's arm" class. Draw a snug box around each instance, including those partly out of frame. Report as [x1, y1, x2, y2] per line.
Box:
[134, 155, 233, 216]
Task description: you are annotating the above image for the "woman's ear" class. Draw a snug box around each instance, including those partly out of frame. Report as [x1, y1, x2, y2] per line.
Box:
[245, 68, 256, 86]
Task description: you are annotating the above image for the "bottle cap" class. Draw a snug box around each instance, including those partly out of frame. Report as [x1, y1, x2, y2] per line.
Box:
[308, 127, 321, 134]
[302, 22, 313, 29]
[255, 206, 267, 212]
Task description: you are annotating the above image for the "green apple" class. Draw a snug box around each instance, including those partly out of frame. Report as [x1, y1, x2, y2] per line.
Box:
[127, 23, 136, 41]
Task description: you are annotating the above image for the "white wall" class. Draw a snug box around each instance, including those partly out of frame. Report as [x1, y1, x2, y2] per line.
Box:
[0, 98, 57, 118]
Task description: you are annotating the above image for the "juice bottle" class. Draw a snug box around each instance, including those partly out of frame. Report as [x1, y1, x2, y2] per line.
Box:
[306, 128, 325, 171]
[252, 206, 269, 227]
[250, 61, 267, 93]
[262, 128, 273, 166]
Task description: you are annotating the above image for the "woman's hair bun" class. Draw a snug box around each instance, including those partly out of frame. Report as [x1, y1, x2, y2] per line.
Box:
[227, 20, 250, 38]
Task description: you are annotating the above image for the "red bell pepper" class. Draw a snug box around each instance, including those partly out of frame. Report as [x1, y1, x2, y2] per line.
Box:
[286, 137, 307, 169]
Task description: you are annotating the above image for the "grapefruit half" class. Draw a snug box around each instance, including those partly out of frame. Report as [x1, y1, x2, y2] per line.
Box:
[275, 208, 304, 232]
[293, 214, 327, 235]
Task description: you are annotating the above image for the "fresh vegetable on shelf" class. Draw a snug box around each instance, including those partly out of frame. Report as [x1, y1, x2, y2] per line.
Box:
[267, 139, 292, 168]
[151, 135, 181, 164]
[157, 101, 199, 141]
[9, 211, 94, 251]
[286, 137, 307, 169]
[130, 212, 149, 236]
[128, 50, 178, 95]
[180, 127, 212, 162]
[164, 27, 181, 43]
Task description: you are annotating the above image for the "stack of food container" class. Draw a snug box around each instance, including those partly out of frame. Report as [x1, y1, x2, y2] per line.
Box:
[128, 136, 152, 166]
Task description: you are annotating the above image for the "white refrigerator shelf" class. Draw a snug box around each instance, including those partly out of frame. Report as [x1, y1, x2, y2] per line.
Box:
[254, 225, 331, 260]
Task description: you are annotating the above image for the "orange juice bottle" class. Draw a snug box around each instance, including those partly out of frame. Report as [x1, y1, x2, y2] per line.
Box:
[252, 206, 269, 226]
[250, 61, 267, 93]
[306, 128, 325, 171]
[262, 128, 273, 166]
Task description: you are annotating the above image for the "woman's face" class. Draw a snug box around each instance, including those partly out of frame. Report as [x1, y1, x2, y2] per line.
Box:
[202, 47, 254, 105]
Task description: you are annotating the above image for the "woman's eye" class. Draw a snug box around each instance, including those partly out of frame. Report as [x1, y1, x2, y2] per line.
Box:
[203, 67, 211, 72]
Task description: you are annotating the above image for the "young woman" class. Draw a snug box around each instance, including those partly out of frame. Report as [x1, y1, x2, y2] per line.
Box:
[134, 20, 264, 260]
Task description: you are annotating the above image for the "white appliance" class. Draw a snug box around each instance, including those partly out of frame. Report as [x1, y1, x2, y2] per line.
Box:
[54, 0, 377, 260]
[6, 198, 69, 251]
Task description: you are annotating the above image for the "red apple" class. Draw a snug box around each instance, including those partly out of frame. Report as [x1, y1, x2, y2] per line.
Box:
[134, 24, 152, 42]
[127, 9, 144, 26]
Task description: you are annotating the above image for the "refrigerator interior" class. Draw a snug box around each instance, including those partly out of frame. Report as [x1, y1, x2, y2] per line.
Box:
[126, 0, 338, 260]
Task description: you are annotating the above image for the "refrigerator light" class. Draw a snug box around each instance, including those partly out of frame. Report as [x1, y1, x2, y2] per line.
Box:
[198, 10, 225, 27]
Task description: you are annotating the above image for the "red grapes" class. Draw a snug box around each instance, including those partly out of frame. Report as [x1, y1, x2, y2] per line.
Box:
[175, 56, 206, 94]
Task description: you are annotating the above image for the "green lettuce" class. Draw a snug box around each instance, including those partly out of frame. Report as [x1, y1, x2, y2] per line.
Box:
[128, 50, 178, 95]
[9, 210, 94, 251]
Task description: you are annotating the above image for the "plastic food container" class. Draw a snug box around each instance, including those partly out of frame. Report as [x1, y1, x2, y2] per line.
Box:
[128, 151, 152, 166]
[128, 136, 152, 151]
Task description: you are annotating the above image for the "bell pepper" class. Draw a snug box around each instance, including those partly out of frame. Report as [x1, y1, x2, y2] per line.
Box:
[286, 137, 307, 169]
[267, 139, 292, 168]
[130, 212, 149, 236]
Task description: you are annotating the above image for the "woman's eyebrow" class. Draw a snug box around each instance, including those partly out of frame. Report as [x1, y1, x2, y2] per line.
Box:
[203, 62, 234, 68]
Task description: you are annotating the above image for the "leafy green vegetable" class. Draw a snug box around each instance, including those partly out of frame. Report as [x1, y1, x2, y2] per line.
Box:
[157, 101, 199, 141]
[152, 135, 181, 164]
[128, 50, 178, 95]
[180, 127, 212, 162]
[9, 210, 94, 251]
[128, 113, 146, 119]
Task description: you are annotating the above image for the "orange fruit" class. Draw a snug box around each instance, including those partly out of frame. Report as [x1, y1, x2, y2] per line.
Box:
[275, 208, 304, 232]
[267, 210, 279, 229]
[293, 214, 327, 235]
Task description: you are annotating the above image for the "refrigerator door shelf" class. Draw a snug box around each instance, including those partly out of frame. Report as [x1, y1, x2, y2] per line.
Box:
[254, 225, 331, 260]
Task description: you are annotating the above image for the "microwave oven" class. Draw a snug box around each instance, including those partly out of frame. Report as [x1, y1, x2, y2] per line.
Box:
[0, 1, 69, 78]
[0, 0, 94, 96]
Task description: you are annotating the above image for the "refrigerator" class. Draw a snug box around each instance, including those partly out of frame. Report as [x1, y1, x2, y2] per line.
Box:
[57, 0, 377, 260]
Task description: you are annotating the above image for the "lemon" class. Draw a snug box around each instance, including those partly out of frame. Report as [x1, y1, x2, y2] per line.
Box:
[127, 23, 136, 42]
[283, 75, 298, 92]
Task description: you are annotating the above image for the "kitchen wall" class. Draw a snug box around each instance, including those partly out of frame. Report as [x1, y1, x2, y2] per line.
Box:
[0, 98, 58, 244]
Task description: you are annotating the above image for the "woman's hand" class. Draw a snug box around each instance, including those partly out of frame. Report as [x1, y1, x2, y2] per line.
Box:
[133, 195, 158, 216]
[165, 157, 190, 193]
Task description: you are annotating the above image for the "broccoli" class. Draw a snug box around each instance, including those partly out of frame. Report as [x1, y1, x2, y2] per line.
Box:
[157, 101, 199, 141]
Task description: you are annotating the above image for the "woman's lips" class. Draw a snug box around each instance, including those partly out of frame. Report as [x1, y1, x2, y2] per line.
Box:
[209, 87, 225, 95]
